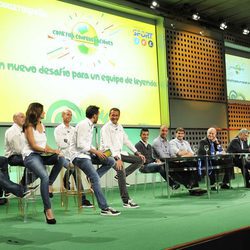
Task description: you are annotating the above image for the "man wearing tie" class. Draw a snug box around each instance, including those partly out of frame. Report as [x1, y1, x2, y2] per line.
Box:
[198, 127, 232, 190]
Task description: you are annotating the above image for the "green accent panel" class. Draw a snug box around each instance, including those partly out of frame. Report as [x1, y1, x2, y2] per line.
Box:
[0, 127, 7, 156]
[45, 100, 85, 124]
[155, 18, 169, 126]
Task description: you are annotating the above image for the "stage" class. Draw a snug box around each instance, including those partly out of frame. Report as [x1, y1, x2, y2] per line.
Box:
[0, 175, 250, 250]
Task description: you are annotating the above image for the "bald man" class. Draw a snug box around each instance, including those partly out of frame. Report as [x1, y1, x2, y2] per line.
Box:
[54, 109, 93, 208]
[4, 112, 34, 187]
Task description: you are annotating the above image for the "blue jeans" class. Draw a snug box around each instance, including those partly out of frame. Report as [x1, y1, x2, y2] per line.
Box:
[24, 153, 64, 209]
[140, 162, 166, 180]
[73, 156, 115, 209]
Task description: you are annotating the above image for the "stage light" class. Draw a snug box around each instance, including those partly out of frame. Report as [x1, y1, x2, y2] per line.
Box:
[242, 28, 249, 35]
[219, 22, 227, 30]
[150, 1, 159, 9]
[192, 13, 200, 21]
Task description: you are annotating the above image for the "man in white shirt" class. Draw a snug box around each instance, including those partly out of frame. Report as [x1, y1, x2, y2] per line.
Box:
[70, 105, 120, 216]
[4, 112, 34, 186]
[54, 109, 93, 207]
[100, 108, 145, 187]
[100, 108, 140, 208]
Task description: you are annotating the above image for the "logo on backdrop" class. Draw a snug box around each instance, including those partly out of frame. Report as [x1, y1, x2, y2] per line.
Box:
[133, 29, 154, 48]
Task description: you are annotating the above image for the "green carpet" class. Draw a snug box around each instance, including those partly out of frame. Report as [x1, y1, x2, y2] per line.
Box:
[1, 175, 250, 250]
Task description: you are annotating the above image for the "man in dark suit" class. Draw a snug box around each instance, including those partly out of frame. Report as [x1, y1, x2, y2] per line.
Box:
[227, 128, 250, 187]
[198, 127, 232, 190]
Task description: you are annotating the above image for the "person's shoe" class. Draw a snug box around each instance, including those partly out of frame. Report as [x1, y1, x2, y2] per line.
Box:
[189, 189, 206, 196]
[81, 199, 94, 208]
[100, 207, 121, 216]
[171, 183, 180, 190]
[0, 198, 7, 205]
[196, 189, 207, 194]
[123, 199, 139, 208]
[43, 210, 56, 224]
[220, 183, 231, 189]
[189, 190, 201, 196]
[114, 175, 130, 187]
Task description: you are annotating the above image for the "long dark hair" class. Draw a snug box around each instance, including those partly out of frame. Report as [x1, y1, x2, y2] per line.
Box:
[23, 102, 44, 130]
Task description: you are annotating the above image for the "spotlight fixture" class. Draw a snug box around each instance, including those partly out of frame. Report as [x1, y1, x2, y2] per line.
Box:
[150, 0, 159, 9]
[192, 13, 200, 21]
[219, 22, 228, 30]
[242, 28, 249, 35]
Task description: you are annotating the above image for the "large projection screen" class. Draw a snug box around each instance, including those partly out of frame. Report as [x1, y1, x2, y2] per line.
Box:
[226, 54, 250, 101]
[0, 0, 162, 126]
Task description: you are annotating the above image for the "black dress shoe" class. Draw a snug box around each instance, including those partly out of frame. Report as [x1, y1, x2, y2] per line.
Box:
[220, 183, 231, 189]
[44, 210, 56, 224]
[0, 198, 7, 205]
[171, 183, 180, 190]
[189, 190, 201, 196]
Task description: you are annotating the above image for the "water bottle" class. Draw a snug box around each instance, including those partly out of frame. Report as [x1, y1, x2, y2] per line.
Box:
[197, 158, 202, 176]
[217, 144, 223, 155]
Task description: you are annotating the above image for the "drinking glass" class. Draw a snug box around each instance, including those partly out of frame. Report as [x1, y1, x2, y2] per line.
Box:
[204, 145, 209, 155]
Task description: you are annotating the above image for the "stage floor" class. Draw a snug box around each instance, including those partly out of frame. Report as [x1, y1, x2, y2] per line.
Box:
[1, 175, 250, 250]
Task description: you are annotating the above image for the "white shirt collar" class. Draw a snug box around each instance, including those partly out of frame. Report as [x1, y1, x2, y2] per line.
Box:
[13, 123, 23, 132]
[140, 140, 148, 147]
[62, 123, 71, 129]
[109, 120, 118, 127]
[87, 118, 94, 128]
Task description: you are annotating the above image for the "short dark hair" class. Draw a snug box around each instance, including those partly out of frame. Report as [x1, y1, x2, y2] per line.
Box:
[109, 107, 120, 116]
[140, 128, 149, 135]
[175, 127, 185, 133]
[86, 105, 100, 119]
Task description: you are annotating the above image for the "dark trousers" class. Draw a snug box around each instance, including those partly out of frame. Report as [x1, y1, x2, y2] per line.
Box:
[140, 162, 177, 186]
[169, 161, 199, 188]
[92, 155, 130, 203]
[0, 156, 23, 197]
[209, 159, 233, 185]
[8, 154, 35, 186]
[234, 158, 250, 186]
[122, 154, 143, 177]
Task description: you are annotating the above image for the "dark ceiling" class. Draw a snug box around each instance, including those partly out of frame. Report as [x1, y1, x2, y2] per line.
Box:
[121, 0, 250, 36]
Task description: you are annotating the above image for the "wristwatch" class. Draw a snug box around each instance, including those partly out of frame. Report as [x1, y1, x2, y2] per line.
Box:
[114, 156, 120, 161]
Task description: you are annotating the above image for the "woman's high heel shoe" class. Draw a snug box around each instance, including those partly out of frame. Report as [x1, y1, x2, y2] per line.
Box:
[44, 210, 56, 224]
